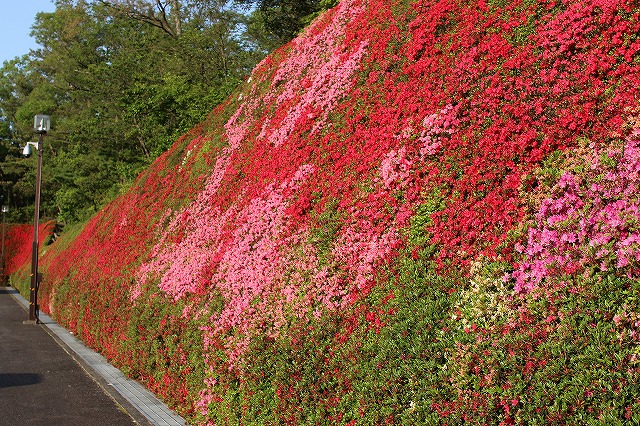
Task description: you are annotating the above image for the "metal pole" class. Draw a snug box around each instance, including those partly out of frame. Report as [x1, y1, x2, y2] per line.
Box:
[1, 206, 6, 285]
[29, 133, 43, 322]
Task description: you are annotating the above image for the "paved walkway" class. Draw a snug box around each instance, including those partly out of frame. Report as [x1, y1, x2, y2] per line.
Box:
[0, 286, 187, 425]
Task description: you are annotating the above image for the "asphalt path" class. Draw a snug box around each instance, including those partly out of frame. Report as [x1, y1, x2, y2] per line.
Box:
[0, 286, 140, 425]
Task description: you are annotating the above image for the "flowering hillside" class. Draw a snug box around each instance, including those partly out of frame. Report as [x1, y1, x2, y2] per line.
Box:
[8, 0, 640, 423]
[3, 221, 56, 277]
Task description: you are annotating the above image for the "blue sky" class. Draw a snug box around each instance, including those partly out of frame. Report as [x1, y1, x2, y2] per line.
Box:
[0, 0, 57, 65]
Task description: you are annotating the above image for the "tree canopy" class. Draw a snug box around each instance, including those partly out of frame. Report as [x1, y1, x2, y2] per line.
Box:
[235, 0, 337, 48]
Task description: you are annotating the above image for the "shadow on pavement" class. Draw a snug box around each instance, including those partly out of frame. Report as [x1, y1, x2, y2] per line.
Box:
[0, 373, 43, 388]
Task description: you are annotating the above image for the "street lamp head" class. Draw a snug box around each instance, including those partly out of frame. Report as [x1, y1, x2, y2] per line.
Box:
[22, 144, 34, 157]
[1, 206, 7, 213]
[34, 114, 50, 134]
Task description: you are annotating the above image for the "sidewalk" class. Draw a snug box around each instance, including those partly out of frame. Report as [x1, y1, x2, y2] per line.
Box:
[0, 286, 187, 426]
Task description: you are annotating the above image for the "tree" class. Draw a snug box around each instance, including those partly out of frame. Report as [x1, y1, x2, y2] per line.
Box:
[234, 0, 339, 49]
[0, 57, 59, 222]
[96, 0, 183, 37]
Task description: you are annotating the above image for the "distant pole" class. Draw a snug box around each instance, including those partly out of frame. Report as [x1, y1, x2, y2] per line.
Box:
[29, 114, 49, 323]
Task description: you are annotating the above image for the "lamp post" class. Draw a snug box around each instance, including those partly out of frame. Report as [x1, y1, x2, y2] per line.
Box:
[28, 114, 50, 323]
[1, 204, 7, 286]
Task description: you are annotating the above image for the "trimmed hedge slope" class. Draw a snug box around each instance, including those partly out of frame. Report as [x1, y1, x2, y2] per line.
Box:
[9, 0, 640, 423]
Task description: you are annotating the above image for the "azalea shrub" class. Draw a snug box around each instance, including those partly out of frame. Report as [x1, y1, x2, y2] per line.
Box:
[4, 221, 56, 285]
[6, 0, 640, 424]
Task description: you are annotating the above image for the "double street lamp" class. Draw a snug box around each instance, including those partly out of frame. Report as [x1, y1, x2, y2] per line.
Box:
[27, 114, 50, 323]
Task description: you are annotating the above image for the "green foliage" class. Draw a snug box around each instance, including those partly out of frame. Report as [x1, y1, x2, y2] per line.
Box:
[122, 288, 208, 419]
[236, 0, 339, 50]
[343, 255, 457, 424]
[308, 197, 343, 267]
[504, 273, 640, 423]
[534, 148, 564, 188]
[302, 0, 340, 26]
[407, 187, 445, 248]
